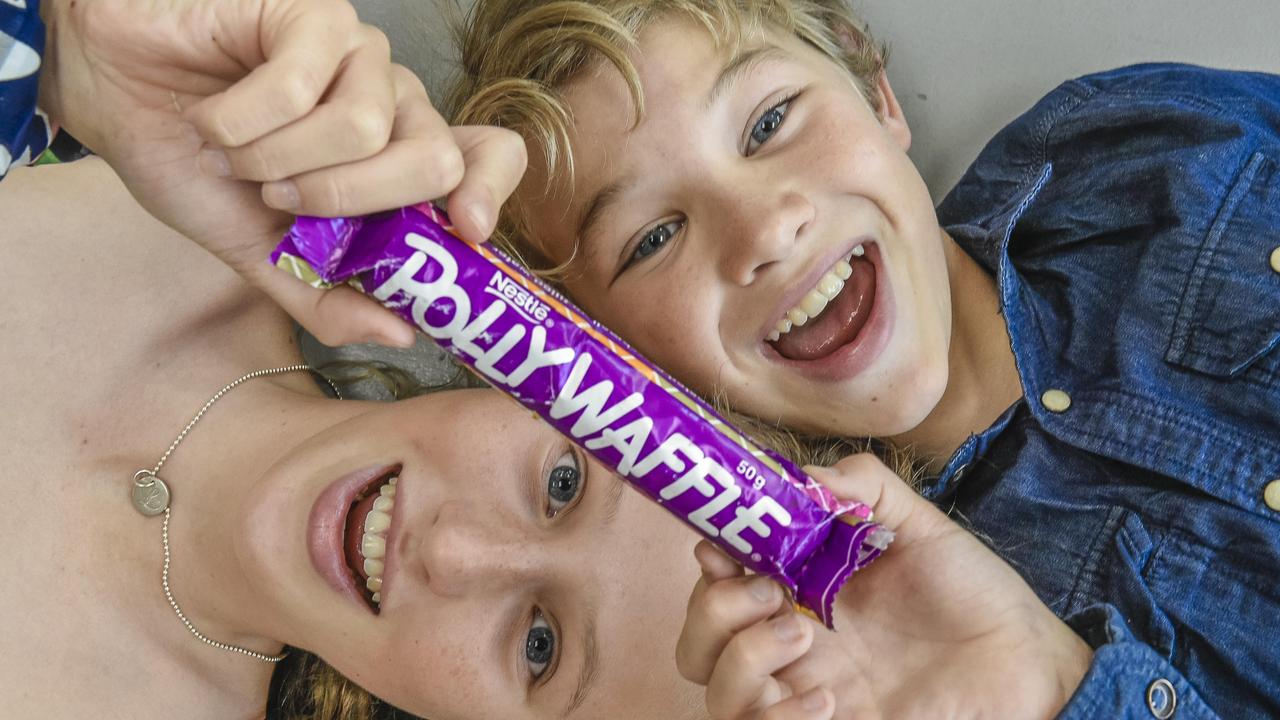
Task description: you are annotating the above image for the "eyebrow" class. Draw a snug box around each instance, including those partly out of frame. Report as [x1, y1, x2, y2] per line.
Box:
[704, 44, 789, 110]
[600, 475, 626, 528]
[575, 176, 630, 263]
[561, 612, 600, 718]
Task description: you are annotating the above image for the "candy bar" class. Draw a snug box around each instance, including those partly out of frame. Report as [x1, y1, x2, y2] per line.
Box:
[272, 203, 891, 627]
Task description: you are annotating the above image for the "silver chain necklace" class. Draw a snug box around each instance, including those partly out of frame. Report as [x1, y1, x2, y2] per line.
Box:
[130, 365, 342, 663]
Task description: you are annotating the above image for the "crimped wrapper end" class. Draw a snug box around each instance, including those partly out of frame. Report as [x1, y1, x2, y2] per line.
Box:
[794, 518, 891, 629]
[271, 249, 334, 289]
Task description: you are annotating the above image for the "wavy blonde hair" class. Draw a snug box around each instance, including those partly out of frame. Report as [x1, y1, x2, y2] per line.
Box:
[446, 0, 887, 274]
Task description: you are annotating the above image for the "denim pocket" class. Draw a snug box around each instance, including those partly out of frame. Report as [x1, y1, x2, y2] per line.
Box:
[1165, 149, 1280, 378]
[1068, 507, 1176, 656]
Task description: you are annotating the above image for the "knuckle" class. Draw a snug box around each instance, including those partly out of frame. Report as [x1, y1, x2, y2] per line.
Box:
[392, 65, 430, 102]
[345, 105, 392, 157]
[277, 70, 325, 120]
[723, 633, 768, 674]
[699, 582, 745, 629]
[425, 143, 466, 192]
[359, 25, 392, 59]
[496, 128, 530, 173]
[321, 0, 360, 30]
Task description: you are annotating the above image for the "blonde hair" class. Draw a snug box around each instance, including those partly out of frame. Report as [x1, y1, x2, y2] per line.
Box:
[445, 0, 887, 272]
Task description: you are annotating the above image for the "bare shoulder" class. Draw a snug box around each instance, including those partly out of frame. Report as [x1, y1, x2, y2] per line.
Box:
[0, 159, 301, 446]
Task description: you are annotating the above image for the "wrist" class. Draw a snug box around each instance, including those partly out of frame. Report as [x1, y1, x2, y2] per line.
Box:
[1038, 612, 1094, 719]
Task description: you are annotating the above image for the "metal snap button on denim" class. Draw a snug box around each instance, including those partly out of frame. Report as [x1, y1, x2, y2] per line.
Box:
[1270, 246, 1280, 274]
[1146, 678, 1177, 718]
[1264, 480, 1280, 512]
[1040, 389, 1072, 413]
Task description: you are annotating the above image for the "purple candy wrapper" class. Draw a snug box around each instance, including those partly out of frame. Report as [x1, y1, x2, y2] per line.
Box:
[272, 203, 891, 627]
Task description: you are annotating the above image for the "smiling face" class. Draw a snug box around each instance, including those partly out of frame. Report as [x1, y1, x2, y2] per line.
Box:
[521, 17, 953, 438]
[240, 388, 705, 719]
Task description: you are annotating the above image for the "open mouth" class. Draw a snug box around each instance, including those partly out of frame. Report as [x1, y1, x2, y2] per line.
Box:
[342, 468, 400, 613]
[768, 242, 878, 362]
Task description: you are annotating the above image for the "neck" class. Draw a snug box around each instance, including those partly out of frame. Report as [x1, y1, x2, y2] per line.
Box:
[93, 370, 357, 705]
[889, 232, 1023, 473]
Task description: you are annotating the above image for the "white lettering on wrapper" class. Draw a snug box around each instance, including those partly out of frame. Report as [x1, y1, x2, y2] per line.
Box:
[585, 416, 654, 475]
[454, 299, 525, 382]
[373, 233, 794, 556]
[486, 270, 551, 323]
[373, 233, 470, 340]
[685, 458, 743, 536]
[506, 326, 574, 386]
[721, 497, 792, 554]
[631, 433, 694, 478]
[550, 354, 645, 437]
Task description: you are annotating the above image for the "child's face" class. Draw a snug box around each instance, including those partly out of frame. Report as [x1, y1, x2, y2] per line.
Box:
[522, 17, 953, 438]
[242, 389, 705, 719]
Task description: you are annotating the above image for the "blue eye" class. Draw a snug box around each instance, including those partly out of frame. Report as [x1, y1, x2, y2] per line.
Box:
[546, 452, 583, 517]
[526, 611, 556, 679]
[626, 221, 682, 268]
[747, 95, 796, 154]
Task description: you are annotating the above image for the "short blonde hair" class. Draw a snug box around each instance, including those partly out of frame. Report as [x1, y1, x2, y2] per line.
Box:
[446, 0, 887, 271]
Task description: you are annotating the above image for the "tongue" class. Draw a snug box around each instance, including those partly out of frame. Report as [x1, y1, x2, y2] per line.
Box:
[344, 492, 380, 582]
[773, 257, 876, 361]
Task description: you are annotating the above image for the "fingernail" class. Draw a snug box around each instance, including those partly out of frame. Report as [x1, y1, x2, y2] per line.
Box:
[801, 688, 827, 712]
[750, 577, 776, 603]
[198, 147, 232, 178]
[263, 180, 300, 211]
[465, 202, 494, 238]
[774, 615, 803, 642]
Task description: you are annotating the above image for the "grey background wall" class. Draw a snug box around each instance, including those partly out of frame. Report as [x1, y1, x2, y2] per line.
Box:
[354, 0, 1280, 199]
[853, 0, 1280, 199]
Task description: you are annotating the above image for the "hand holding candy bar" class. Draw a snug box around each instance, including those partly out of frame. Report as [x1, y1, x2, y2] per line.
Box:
[37, 0, 526, 347]
[677, 454, 1095, 720]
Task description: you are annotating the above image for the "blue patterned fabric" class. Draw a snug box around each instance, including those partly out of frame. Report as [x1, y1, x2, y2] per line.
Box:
[935, 64, 1280, 718]
[1, 0, 52, 179]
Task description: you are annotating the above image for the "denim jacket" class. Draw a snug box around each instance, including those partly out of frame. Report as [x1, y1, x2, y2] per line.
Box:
[934, 64, 1280, 719]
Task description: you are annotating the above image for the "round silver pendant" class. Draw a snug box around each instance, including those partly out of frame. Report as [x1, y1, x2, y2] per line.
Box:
[131, 473, 171, 516]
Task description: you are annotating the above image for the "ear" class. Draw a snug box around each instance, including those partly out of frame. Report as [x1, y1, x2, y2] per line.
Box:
[873, 71, 912, 152]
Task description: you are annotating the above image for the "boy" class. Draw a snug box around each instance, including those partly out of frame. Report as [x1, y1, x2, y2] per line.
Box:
[448, 1, 1280, 717]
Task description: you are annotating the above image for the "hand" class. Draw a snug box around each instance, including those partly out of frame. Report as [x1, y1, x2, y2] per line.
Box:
[676, 454, 1094, 720]
[38, 0, 526, 347]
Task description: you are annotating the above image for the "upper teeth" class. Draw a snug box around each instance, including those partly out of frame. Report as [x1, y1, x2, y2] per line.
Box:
[768, 244, 865, 342]
[360, 476, 397, 607]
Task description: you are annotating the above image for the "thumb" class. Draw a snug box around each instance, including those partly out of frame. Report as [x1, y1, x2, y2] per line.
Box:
[247, 255, 418, 348]
[803, 454, 947, 545]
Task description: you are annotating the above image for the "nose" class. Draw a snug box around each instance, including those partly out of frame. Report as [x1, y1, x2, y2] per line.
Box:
[717, 187, 814, 286]
[411, 500, 546, 598]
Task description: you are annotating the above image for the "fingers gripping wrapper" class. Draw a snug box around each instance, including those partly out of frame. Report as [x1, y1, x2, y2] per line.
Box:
[272, 204, 892, 627]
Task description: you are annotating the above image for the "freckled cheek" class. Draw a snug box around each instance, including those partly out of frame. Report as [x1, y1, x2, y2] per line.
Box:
[375, 626, 493, 709]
